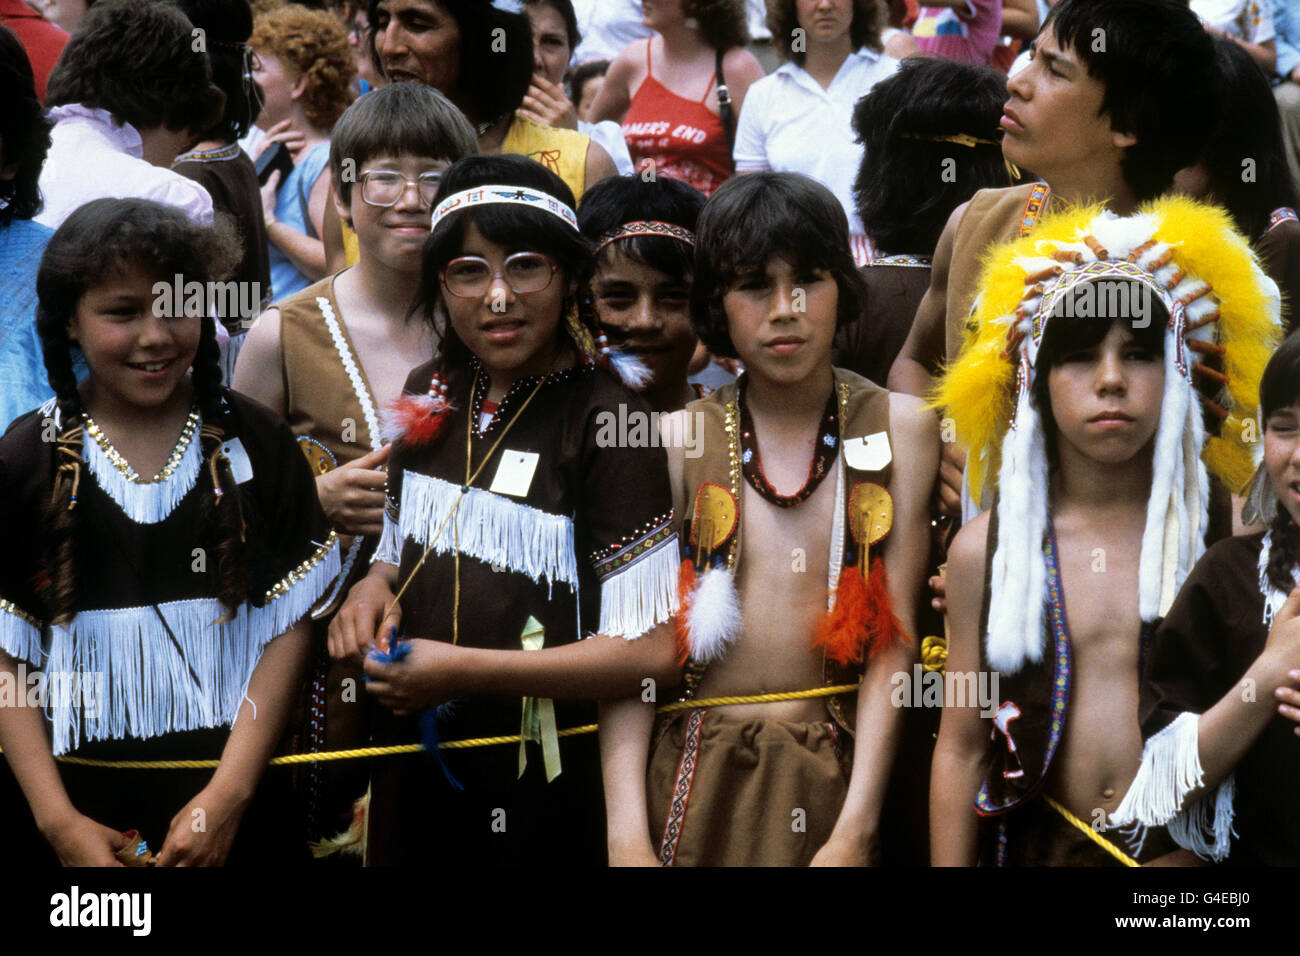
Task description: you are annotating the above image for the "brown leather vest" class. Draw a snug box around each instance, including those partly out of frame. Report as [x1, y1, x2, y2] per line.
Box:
[277, 276, 385, 615]
[676, 367, 895, 735]
[945, 184, 1054, 361]
[278, 276, 381, 464]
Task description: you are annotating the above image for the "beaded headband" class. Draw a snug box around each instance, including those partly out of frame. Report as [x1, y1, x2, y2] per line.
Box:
[431, 186, 579, 233]
[596, 220, 697, 251]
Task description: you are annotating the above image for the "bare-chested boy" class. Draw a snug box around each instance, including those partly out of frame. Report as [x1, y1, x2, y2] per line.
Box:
[886, 0, 1214, 516]
[232, 84, 476, 841]
[600, 173, 938, 866]
[930, 199, 1278, 865]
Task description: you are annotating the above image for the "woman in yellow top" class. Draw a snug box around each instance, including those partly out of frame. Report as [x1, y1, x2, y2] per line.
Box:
[326, 0, 616, 270]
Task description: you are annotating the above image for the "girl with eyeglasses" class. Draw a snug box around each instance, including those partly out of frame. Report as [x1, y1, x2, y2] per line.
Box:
[233, 84, 477, 849]
[328, 153, 680, 866]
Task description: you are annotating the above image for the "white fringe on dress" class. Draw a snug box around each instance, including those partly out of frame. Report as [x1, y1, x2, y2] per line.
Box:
[398, 471, 578, 589]
[0, 601, 42, 665]
[372, 508, 403, 566]
[1110, 710, 1237, 862]
[44, 537, 339, 755]
[597, 533, 678, 640]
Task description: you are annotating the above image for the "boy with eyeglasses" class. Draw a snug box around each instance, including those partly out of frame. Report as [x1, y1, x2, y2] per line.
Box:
[232, 83, 477, 849]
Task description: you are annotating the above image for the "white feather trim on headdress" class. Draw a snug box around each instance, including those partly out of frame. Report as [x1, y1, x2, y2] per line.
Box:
[986, 389, 1049, 673]
[1137, 347, 1207, 622]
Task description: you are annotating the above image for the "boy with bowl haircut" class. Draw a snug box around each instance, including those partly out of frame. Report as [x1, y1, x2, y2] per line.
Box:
[601, 172, 938, 866]
[233, 83, 477, 845]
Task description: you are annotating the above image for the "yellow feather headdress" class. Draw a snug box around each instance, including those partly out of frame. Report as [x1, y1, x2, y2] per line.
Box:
[935, 195, 1278, 505]
[932, 196, 1280, 673]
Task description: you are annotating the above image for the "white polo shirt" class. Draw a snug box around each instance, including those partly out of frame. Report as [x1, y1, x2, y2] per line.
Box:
[733, 48, 899, 263]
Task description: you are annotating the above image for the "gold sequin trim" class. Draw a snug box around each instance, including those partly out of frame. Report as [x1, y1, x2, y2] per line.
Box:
[0, 598, 39, 629]
[83, 407, 202, 483]
[263, 530, 339, 603]
[722, 398, 740, 572]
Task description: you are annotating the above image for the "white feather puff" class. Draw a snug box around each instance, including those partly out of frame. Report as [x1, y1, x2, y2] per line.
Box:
[685, 566, 743, 663]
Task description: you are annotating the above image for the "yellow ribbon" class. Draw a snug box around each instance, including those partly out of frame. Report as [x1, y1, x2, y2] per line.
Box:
[518, 616, 562, 782]
[10, 683, 863, 769]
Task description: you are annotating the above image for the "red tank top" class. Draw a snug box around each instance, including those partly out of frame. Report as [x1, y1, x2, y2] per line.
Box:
[621, 42, 733, 197]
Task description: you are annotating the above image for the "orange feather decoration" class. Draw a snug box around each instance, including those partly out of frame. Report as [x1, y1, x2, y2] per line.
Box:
[674, 559, 696, 667]
[813, 557, 909, 667]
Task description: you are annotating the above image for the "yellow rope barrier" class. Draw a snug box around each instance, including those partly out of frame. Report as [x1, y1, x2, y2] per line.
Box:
[1042, 794, 1139, 868]
[5, 683, 862, 770]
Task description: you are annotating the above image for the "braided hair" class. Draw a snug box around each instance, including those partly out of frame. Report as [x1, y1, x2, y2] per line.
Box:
[34, 198, 245, 622]
[1261, 331, 1300, 594]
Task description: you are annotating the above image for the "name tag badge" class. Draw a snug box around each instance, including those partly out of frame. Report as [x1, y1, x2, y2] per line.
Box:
[489, 449, 540, 498]
[842, 431, 892, 472]
[220, 438, 255, 484]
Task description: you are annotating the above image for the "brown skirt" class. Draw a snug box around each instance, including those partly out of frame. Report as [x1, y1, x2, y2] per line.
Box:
[647, 708, 851, 866]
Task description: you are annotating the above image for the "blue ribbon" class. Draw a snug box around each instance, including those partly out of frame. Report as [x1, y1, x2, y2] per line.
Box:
[367, 628, 464, 791]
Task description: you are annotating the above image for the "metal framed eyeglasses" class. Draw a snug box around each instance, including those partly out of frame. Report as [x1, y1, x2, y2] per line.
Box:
[359, 170, 444, 208]
[440, 252, 559, 298]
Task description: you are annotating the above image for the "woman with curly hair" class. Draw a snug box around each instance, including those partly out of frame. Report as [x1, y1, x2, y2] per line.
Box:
[590, 0, 765, 196]
[735, 0, 896, 265]
[250, 4, 355, 302]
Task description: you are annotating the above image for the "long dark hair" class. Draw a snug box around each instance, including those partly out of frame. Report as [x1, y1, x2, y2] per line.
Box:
[1262, 331, 1300, 592]
[35, 199, 248, 622]
[1201, 38, 1299, 241]
[0, 24, 51, 224]
[852, 56, 1009, 256]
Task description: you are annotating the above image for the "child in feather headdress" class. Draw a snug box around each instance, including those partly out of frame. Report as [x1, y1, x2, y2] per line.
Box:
[931, 197, 1280, 866]
[601, 172, 939, 866]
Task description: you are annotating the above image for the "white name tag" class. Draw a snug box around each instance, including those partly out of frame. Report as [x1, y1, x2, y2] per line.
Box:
[489, 449, 540, 498]
[842, 431, 891, 472]
[220, 438, 254, 484]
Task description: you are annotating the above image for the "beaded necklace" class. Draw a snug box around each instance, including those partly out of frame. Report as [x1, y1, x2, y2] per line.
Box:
[736, 379, 839, 508]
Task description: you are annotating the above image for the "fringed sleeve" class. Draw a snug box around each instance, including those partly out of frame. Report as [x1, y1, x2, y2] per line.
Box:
[0, 599, 43, 667]
[372, 496, 403, 566]
[1110, 536, 1260, 861]
[580, 385, 678, 640]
